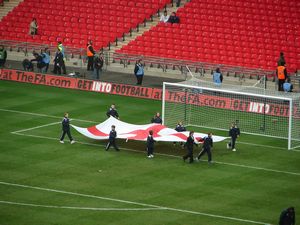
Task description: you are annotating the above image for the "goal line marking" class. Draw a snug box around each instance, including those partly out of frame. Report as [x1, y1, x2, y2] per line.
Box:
[0, 181, 268, 225]
[0, 200, 165, 211]
[11, 132, 300, 177]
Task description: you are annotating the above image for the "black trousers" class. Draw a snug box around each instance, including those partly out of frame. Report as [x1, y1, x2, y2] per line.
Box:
[147, 147, 153, 156]
[87, 56, 94, 71]
[60, 129, 73, 141]
[136, 75, 143, 85]
[197, 148, 212, 162]
[0, 59, 6, 67]
[229, 137, 236, 149]
[183, 149, 193, 163]
[278, 79, 285, 91]
[106, 139, 119, 151]
[53, 64, 61, 75]
[61, 60, 66, 74]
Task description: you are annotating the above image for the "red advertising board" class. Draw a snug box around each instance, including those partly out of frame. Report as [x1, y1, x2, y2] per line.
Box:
[0, 69, 296, 117]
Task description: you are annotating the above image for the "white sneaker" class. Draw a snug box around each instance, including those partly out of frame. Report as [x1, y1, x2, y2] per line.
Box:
[147, 155, 152, 158]
[71, 140, 75, 144]
[232, 148, 236, 152]
[150, 154, 154, 158]
[60, 140, 64, 144]
[226, 143, 229, 149]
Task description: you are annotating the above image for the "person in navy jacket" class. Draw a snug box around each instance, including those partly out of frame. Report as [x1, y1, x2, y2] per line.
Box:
[105, 125, 119, 151]
[146, 130, 156, 158]
[60, 112, 75, 144]
[151, 112, 162, 124]
[106, 104, 119, 119]
[183, 131, 198, 163]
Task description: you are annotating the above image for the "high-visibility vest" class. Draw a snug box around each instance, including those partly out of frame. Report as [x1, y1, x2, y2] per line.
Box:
[277, 66, 285, 80]
[87, 45, 94, 57]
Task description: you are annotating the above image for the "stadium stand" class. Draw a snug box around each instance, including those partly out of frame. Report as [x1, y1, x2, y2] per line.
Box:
[116, 0, 300, 73]
[0, 0, 171, 50]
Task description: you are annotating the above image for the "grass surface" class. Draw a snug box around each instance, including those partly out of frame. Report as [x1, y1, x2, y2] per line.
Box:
[0, 80, 299, 225]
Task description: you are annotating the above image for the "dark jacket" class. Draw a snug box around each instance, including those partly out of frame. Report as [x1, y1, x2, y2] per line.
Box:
[109, 130, 117, 140]
[279, 208, 295, 225]
[175, 124, 186, 132]
[167, 15, 180, 23]
[54, 51, 64, 67]
[229, 127, 240, 139]
[185, 136, 197, 150]
[94, 56, 103, 70]
[62, 117, 70, 131]
[151, 116, 162, 124]
[202, 136, 213, 150]
[147, 135, 156, 148]
[106, 108, 119, 118]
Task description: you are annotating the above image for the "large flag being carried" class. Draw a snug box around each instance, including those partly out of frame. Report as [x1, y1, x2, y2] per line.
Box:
[72, 117, 227, 143]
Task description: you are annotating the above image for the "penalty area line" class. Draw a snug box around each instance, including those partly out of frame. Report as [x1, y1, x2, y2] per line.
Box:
[11, 121, 61, 133]
[0, 200, 164, 211]
[11, 132, 300, 177]
[0, 181, 268, 225]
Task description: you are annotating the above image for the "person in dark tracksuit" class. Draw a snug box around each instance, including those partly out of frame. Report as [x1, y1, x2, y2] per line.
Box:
[183, 131, 198, 163]
[146, 130, 156, 158]
[106, 104, 119, 119]
[60, 113, 75, 144]
[227, 123, 240, 152]
[105, 125, 119, 151]
[196, 133, 213, 163]
[279, 207, 295, 225]
[151, 112, 162, 124]
[174, 121, 186, 148]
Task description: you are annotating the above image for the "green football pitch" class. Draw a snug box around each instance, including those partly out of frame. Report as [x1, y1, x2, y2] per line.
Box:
[0, 80, 299, 225]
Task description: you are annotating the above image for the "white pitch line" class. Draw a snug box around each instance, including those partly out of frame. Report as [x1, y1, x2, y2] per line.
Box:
[11, 132, 300, 176]
[11, 121, 61, 133]
[0, 200, 164, 211]
[237, 141, 300, 152]
[0, 108, 98, 123]
[0, 181, 268, 225]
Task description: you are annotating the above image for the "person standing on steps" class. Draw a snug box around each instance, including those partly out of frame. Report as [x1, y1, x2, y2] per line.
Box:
[60, 112, 75, 144]
[134, 59, 144, 85]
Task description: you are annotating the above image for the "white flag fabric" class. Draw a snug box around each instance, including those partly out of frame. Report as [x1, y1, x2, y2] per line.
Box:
[71, 116, 227, 143]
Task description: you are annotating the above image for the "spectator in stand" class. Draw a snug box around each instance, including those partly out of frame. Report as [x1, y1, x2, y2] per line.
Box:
[283, 77, 293, 92]
[160, 11, 169, 23]
[29, 18, 38, 35]
[167, 12, 180, 24]
[93, 53, 104, 80]
[31, 52, 45, 72]
[276, 62, 287, 91]
[277, 52, 286, 66]
[57, 41, 66, 74]
[53, 48, 64, 75]
[22, 59, 34, 71]
[87, 40, 95, 71]
[151, 112, 162, 124]
[134, 59, 144, 85]
[0, 45, 7, 68]
[41, 48, 50, 73]
[213, 68, 223, 86]
[176, 0, 181, 7]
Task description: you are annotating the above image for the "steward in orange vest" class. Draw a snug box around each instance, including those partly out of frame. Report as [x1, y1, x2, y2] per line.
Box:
[276, 63, 287, 91]
[87, 40, 95, 71]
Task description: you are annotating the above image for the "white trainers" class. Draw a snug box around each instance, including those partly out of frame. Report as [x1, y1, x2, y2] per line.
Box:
[150, 154, 154, 158]
[232, 148, 236, 152]
[226, 143, 230, 149]
[71, 140, 75, 144]
[60, 140, 64, 144]
[147, 155, 152, 158]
